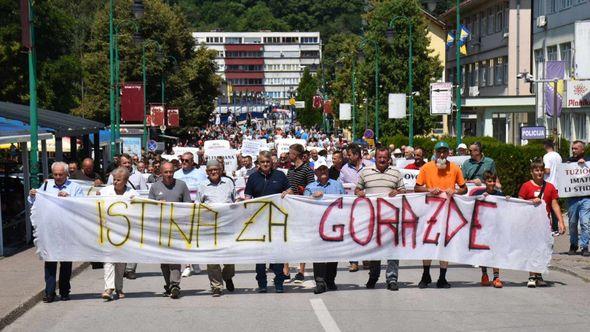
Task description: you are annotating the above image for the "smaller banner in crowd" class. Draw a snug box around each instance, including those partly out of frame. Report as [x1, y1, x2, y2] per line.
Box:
[276, 139, 306, 155]
[241, 139, 267, 159]
[206, 148, 238, 174]
[204, 140, 231, 152]
[32, 193, 553, 272]
[555, 162, 590, 198]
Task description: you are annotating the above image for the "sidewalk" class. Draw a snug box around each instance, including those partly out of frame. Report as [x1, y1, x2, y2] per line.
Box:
[550, 232, 590, 282]
[0, 247, 88, 330]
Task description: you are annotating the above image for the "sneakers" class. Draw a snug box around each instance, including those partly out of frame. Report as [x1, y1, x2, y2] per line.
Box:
[568, 245, 578, 255]
[314, 282, 327, 294]
[349, 263, 359, 272]
[527, 276, 537, 288]
[102, 289, 114, 301]
[212, 288, 222, 297]
[481, 274, 491, 286]
[293, 272, 305, 284]
[492, 278, 503, 288]
[256, 286, 268, 293]
[163, 285, 171, 297]
[225, 278, 235, 292]
[418, 274, 432, 289]
[386, 282, 399, 291]
[536, 276, 548, 287]
[582, 248, 590, 257]
[365, 277, 378, 289]
[124, 271, 137, 280]
[181, 266, 192, 278]
[169, 285, 180, 299]
[436, 278, 451, 289]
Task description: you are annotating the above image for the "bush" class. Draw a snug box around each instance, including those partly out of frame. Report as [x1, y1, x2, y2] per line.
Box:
[380, 135, 565, 196]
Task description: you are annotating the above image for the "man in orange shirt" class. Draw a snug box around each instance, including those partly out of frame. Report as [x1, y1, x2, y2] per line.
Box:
[414, 141, 467, 289]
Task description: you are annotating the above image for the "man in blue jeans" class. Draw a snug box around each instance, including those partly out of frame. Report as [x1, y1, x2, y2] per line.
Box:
[566, 140, 590, 256]
[244, 151, 291, 292]
[28, 161, 85, 303]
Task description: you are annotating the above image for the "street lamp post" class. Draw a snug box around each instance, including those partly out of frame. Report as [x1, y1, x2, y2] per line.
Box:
[25, 0, 39, 188]
[455, 0, 463, 145]
[108, 0, 116, 160]
[388, 16, 414, 146]
[360, 37, 380, 142]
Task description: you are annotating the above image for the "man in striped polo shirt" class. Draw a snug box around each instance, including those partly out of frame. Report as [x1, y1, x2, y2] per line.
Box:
[355, 147, 406, 291]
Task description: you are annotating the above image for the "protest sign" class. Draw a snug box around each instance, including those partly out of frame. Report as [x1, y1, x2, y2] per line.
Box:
[121, 137, 142, 158]
[555, 162, 590, 198]
[206, 148, 238, 174]
[276, 139, 306, 155]
[241, 139, 266, 159]
[204, 140, 231, 152]
[32, 193, 552, 272]
[448, 156, 470, 168]
[161, 147, 200, 161]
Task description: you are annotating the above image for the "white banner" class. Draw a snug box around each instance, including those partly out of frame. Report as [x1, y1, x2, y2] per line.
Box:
[204, 140, 231, 152]
[241, 139, 265, 158]
[430, 82, 453, 115]
[388, 93, 406, 119]
[32, 193, 552, 272]
[339, 103, 351, 120]
[162, 147, 200, 161]
[276, 139, 306, 155]
[555, 162, 590, 198]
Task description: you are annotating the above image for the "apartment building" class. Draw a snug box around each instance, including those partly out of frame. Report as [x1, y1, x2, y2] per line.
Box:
[193, 31, 322, 108]
[441, 0, 534, 144]
[532, 0, 590, 142]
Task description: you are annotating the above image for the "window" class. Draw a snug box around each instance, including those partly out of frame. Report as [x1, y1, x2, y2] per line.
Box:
[264, 37, 281, 43]
[283, 37, 299, 44]
[536, 0, 546, 17]
[487, 59, 494, 86]
[561, 0, 573, 9]
[488, 8, 494, 34]
[479, 61, 487, 87]
[301, 50, 319, 58]
[481, 11, 487, 36]
[495, 57, 504, 85]
[534, 49, 545, 78]
[495, 5, 503, 32]
[547, 45, 558, 61]
[502, 58, 508, 85]
[473, 13, 480, 37]
[301, 37, 319, 44]
[226, 37, 242, 44]
[560, 42, 572, 76]
[472, 63, 479, 86]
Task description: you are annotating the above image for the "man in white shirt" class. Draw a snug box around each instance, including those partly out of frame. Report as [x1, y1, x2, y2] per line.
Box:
[543, 139, 562, 185]
[236, 155, 256, 178]
[107, 154, 148, 191]
[309, 148, 327, 169]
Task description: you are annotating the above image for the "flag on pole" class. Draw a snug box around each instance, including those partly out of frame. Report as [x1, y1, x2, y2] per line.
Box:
[457, 25, 470, 55]
[446, 32, 454, 50]
[544, 61, 566, 118]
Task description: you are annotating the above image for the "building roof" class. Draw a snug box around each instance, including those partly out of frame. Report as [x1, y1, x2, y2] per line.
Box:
[421, 8, 447, 29]
[0, 102, 104, 137]
[438, 0, 488, 22]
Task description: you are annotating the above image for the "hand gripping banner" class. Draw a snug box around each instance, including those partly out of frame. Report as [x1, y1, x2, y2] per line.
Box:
[31, 193, 553, 273]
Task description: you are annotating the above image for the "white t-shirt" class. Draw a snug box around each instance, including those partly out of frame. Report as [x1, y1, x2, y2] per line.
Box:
[98, 185, 138, 197]
[543, 151, 562, 185]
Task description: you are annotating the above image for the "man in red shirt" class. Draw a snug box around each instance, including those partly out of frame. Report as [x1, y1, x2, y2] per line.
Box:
[404, 147, 426, 170]
[518, 158, 565, 288]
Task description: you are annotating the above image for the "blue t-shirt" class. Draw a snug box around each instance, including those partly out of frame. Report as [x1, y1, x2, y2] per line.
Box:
[244, 169, 290, 198]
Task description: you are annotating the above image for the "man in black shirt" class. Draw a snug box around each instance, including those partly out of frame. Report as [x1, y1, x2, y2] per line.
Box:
[70, 158, 103, 186]
[329, 151, 343, 180]
[244, 151, 290, 293]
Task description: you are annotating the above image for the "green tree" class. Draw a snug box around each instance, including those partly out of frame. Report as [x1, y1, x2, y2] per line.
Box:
[296, 68, 322, 128]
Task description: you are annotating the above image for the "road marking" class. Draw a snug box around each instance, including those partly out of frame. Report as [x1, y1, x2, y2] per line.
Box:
[310, 298, 341, 332]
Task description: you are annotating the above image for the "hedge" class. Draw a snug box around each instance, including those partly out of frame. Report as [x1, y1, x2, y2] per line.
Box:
[380, 135, 570, 197]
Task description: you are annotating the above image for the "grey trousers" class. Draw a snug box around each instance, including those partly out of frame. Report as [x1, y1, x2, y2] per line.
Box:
[125, 263, 137, 272]
[207, 264, 235, 290]
[161, 264, 181, 287]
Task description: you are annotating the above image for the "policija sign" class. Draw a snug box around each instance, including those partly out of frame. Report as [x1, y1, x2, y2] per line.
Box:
[31, 193, 552, 273]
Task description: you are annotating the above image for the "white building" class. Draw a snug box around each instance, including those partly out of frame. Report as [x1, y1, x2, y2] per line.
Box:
[193, 31, 322, 107]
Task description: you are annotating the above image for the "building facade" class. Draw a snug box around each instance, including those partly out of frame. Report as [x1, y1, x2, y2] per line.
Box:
[441, 0, 535, 144]
[532, 0, 590, 143]
[193, 31, 322, 109]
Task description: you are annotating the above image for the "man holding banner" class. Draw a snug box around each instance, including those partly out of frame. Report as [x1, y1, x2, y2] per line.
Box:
[566, 141, 590, 256]
[150, 162, 192, 299]
[415, 141, 467, 289]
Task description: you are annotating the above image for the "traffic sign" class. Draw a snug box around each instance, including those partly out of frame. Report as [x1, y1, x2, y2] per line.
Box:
[147, 140, 158, 152]
[363, 129, 374, 139]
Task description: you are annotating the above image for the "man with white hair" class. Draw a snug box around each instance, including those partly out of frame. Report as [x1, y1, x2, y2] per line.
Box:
[309, 148, 327, 169]
[28, 161, 85, 303]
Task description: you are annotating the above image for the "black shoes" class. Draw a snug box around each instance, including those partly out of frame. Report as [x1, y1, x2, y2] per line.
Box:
[387, 282, 399, 291]
[436, 278, 451, 289]
[225, 278, 235, 292]
[60, 293, 71, 301]
[169, 285, 180, 299]
[293, 272, 305, 283]
[568, 245, 578, 255]
[212, 288, 222, 297]
[365, 278, 378, 289]
[124, 271, 137, 280]
[582, 247, 590, 257]
[43, 293, 56, 303]
[314, 282, 327, 294]
[418, 274, 432, 289]
[326, 282, 338, 291]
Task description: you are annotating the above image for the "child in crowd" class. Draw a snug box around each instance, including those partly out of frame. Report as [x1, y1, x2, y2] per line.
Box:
[472, 171, 504, 288]
[518, 159, 566, 288]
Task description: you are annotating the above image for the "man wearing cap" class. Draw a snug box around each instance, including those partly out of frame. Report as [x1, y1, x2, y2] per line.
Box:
[456, 143, 469, 156]
[415, 141, 467, 289]
[196, 160, 237, 297]
[303, 164, 346, 294]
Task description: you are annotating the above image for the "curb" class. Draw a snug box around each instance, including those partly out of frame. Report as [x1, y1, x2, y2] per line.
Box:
[0, 262, 89, 330]
[549, 264, 590, 283]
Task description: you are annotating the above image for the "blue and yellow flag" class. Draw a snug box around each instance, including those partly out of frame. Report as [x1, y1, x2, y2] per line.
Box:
[457, 24, 471, 55]
[446, 32, 454, 49]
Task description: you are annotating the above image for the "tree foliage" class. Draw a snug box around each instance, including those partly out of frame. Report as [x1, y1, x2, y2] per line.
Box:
[296, 68, 322, 128]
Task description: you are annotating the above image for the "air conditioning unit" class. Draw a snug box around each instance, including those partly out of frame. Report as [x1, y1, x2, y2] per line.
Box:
[536, 15, 547, 28]
[469, 86, 480, 97]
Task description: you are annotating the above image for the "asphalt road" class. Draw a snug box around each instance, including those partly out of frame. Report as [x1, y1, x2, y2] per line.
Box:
[5, 262, 590, 332]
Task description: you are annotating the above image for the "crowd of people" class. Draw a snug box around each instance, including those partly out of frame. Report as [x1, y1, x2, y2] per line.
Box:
[28, 122, 589, 302]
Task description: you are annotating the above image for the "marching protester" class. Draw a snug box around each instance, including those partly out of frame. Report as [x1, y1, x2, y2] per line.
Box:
[471, 171, 505, 288]
[196, 160, 237, 297]
[96, 167, 138, 301]
[244, 151, 291, 293]
[28, 161, 85, 303]
[68, 162, 78, 175]
[303, 164, 345, 294]
[339, 143, 366, 272]
[328, 150, 343, 180]
[149, 162, 192, 299]
[404, 147, 426, 170]
[285, 143, 315, 283]
[518, 159, 566, 287]
[355, 147, 406, 290]
[456, 143, 469, 156]
[462, 142, 497, 186]
[236, 155, 256, 178]
[173, 151, 206, 277]
[414, 141, 467, 289]
[565, 140, 590, 256]
[543, 140, 563, 235]
[70, 157, 103, 185]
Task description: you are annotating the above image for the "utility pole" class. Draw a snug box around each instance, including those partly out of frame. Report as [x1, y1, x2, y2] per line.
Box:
[26, 0, 39, 188]
[351, 56, 357, 141]
[109, 0, 116, 160]
[455, 0, 463, 145]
